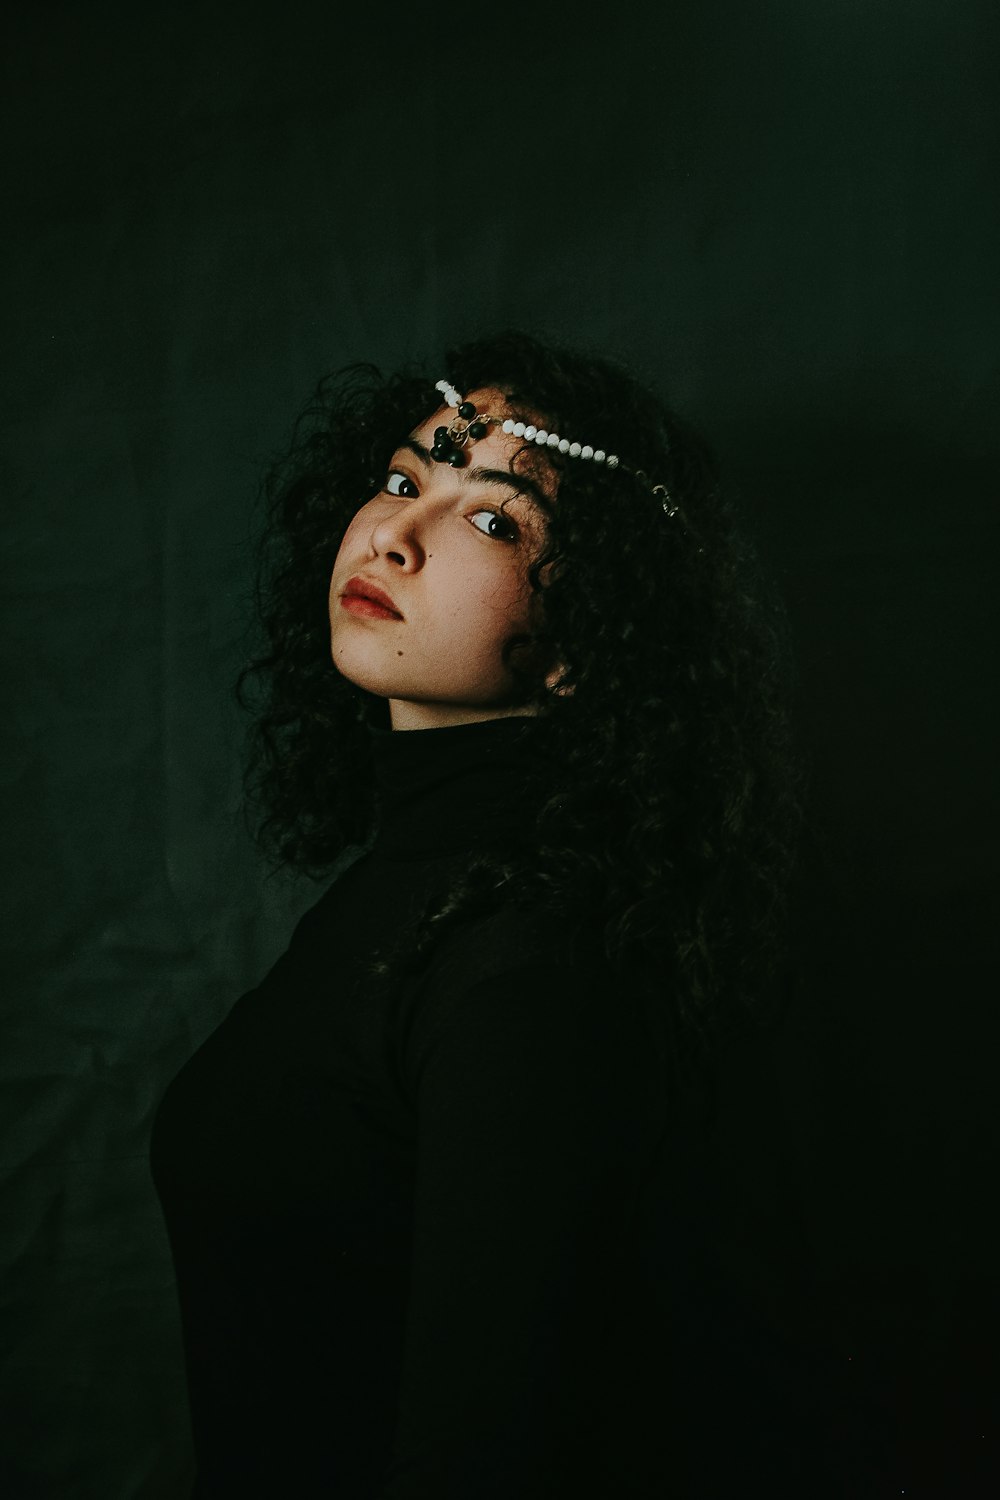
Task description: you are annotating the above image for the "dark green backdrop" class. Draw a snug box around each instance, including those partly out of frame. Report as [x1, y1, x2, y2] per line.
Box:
[2, 2, 996, 1496]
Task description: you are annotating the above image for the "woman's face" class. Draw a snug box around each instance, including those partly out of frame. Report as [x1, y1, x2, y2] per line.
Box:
[328, 388, 562, 730]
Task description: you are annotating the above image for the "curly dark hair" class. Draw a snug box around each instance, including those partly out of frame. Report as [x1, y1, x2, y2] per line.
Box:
[235, 328, 809, 1087]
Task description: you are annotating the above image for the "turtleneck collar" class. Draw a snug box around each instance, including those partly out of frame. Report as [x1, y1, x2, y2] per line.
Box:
[367, 714, 553, 862]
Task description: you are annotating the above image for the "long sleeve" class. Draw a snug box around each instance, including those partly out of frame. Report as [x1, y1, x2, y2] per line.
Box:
[377, 948, 657, 1499]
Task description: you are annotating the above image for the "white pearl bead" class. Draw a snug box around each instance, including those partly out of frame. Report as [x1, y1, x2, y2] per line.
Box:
[502, 418, 515, 434]
[607, 454, 619, 468]
[524, 425, 537, 440]
[547, 432, 560, 447]
[558, 438, 570, 453]
[513, 422, 526, 437]
[535, 429, 548, 443]
[435, 379, 449, 393]
[569, 442, 581, 457]
[581, 445, 593, 459]
[594, 449, 606, 463]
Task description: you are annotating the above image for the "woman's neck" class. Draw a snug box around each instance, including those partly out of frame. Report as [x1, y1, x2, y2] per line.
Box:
[367, 713, 553, 862]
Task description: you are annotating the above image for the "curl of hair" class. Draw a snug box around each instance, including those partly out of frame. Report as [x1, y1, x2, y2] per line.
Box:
[236, 330, 809, 1089]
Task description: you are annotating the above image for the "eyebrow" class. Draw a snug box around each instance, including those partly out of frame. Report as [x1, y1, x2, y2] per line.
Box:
[395, 438, 551, 510]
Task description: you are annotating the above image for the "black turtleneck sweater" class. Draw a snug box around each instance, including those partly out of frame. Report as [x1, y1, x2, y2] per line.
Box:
[150, 715, 835, 1498]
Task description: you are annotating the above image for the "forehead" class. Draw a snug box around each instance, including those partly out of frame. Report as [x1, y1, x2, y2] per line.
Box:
[407, 386, 558, 500]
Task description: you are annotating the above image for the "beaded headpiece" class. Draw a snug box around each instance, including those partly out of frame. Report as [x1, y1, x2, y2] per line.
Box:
[431, 379, 679, 517]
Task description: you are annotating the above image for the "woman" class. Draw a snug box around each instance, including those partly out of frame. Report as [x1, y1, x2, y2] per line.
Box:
[150, 329, 833, 1496]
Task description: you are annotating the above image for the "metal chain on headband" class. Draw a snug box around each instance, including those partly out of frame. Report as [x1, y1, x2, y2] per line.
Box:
[432, 379, 679, 517]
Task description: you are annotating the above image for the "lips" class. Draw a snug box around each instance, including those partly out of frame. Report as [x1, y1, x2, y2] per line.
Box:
[341, 575, 403, 618]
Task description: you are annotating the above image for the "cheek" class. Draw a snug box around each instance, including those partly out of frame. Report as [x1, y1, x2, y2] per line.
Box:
[330, 509, 376, 586]
[468, 571, 536, 646]
[335, 508, 368, 558]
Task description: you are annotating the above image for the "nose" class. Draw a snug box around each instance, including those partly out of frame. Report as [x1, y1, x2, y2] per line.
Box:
[368, 485, 452, 566]
[369, 504, 424, 568]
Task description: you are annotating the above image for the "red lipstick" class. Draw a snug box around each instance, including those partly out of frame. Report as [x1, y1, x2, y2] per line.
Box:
[341, 575, 403, 620]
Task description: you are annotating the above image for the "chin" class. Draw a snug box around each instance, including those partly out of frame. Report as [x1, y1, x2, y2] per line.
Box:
[331, 636, 529, 709]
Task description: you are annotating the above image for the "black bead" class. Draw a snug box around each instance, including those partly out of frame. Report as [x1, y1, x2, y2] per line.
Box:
[457, 401, 476, 420]
[434, 426, 450, 444]
[468, 421, 487, 439]
[447, 449, 465, 467]
[430, 443, 449, 461]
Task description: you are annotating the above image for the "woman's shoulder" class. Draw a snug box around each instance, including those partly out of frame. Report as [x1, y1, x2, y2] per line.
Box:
[417, 895, 609, 998]
[391, 895, 667, 1136]
[401, 897, 647, 1065]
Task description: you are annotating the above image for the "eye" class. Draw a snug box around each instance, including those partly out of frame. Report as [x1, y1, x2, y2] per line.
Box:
[469, 508, 519, 543]
[384, 469, 419, 498]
